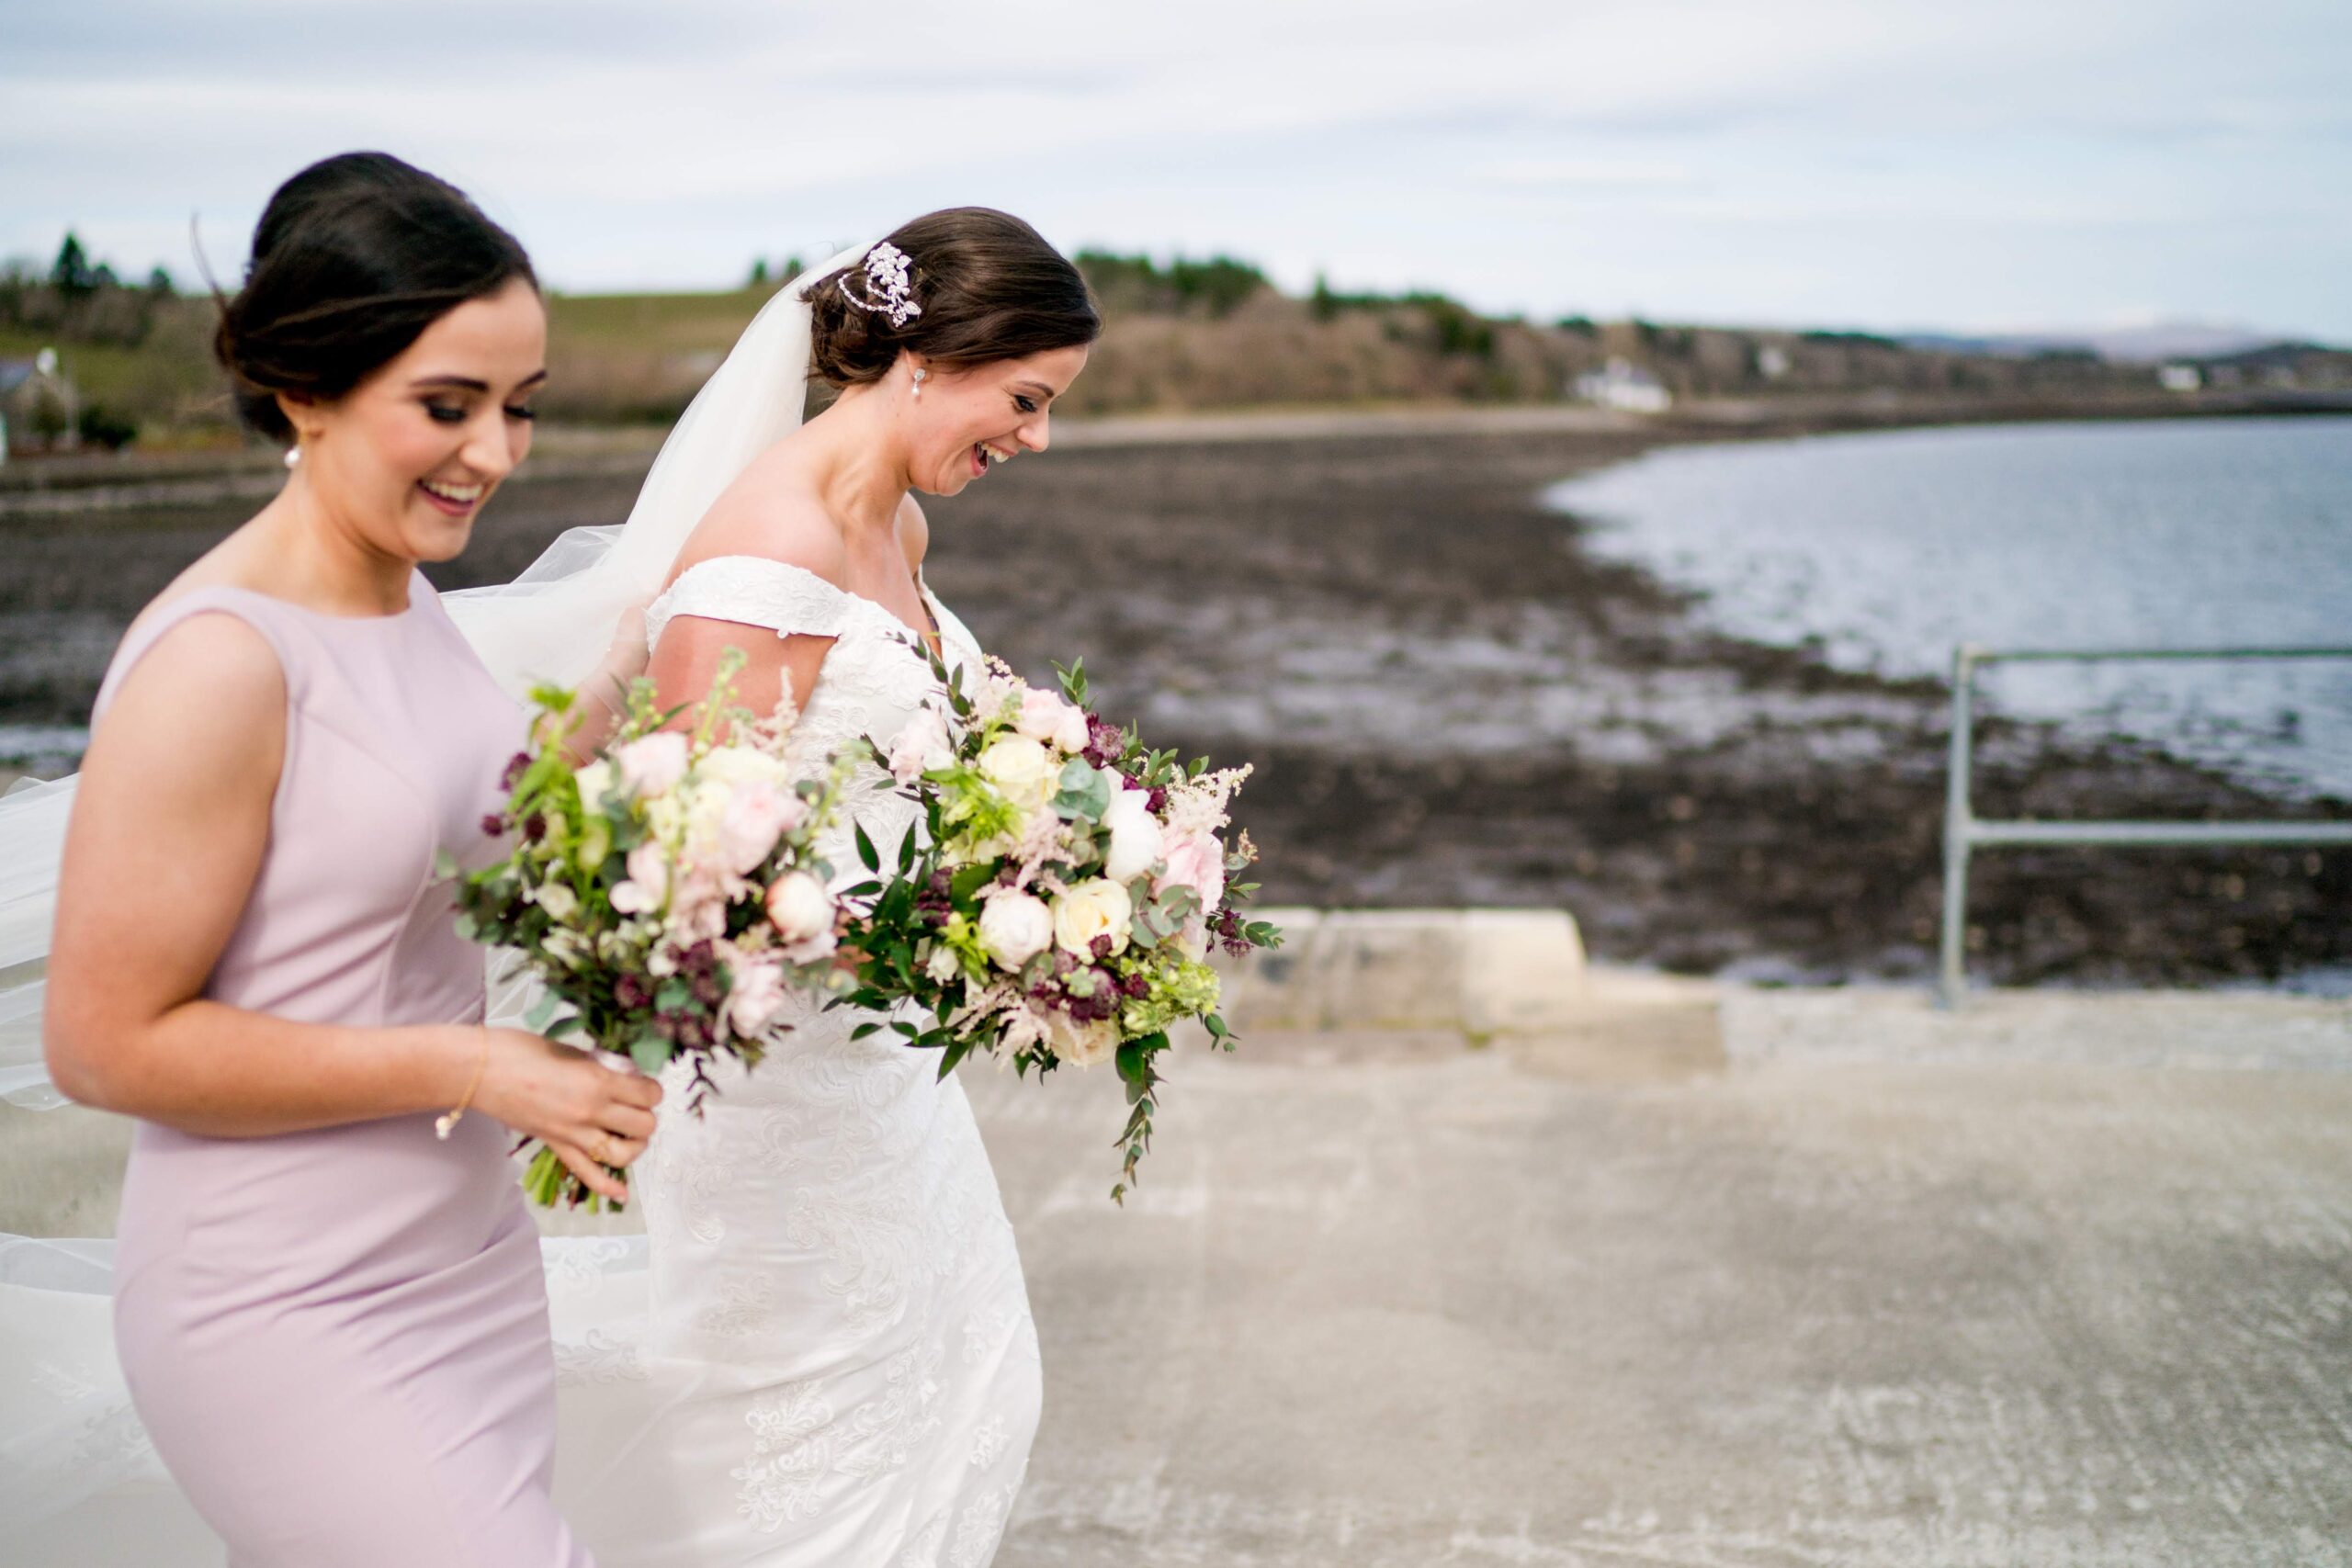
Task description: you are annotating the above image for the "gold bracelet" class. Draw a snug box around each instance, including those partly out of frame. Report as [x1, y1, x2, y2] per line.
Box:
[435, 1030, 491, 1141]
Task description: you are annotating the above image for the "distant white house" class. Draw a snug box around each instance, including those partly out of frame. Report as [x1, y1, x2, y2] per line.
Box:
[2156, 363, 2202, 393]
[0, 347, 79, 460]
[1575, 356, 1671, 412]
[1754, 344, 1792, 381]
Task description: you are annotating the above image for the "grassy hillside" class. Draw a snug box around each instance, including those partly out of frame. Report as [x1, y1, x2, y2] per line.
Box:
[8, 246, 2348, 449]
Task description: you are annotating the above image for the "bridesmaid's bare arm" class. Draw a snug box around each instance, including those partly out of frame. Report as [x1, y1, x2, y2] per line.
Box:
[44, 615, 659, 1190]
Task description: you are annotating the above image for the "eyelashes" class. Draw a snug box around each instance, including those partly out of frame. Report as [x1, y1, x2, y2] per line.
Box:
[424, 402, 539, 423]
[1013, 395, 1037, 414]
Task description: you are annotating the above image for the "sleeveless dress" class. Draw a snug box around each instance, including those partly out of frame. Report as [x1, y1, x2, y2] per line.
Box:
[63, 577, 584, 1567]
[548, 558, 1039, 1568]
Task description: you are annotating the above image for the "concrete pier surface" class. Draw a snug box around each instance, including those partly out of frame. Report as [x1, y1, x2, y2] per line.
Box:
[6, 973, 2350, 1564]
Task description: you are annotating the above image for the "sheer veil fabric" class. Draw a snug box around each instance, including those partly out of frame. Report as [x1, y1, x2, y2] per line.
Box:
[0, 245, 868, 1110]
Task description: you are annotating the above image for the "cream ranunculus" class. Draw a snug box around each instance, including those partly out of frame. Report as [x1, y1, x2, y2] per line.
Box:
[534, 882, 580, 922]
[1100, 784, 1165, 884]
[608, 840, 671, 915]
[1043, 1007, 1118, 1066]
[977, 734, 1055, 807]
[763, 869, 833, 944]
[977, 891, 1054, 968]
[1052, 877, 1134, 958]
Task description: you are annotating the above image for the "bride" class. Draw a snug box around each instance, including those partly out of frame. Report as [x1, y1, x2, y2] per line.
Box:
[0, 212, 1098, 1567]
[554, 213, 1096, 1566]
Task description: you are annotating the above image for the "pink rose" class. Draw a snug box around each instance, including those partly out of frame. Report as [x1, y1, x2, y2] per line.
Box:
[609, 840, 671, 914]
[1159, 829, 1227, 913]
[717, 779, 800, 874]
[887, 706, 954, 785]
[763, 870, 832, 944]
[725, 956, 788, 1037]
[614, 731, 688, 797]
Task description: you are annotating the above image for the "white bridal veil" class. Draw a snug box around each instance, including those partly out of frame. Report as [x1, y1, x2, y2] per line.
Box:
[0, 244, 870, 1111]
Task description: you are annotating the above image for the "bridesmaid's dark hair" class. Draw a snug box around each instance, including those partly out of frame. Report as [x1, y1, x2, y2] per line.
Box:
[804, 208, 1099, 388]
[214, 152, 537, 441]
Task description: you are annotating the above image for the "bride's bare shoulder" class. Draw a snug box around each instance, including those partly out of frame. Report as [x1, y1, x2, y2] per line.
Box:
[668, 456, 847, 589]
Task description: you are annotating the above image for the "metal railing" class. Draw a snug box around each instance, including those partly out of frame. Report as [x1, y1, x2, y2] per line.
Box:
[1939, 643, 2352, 1006]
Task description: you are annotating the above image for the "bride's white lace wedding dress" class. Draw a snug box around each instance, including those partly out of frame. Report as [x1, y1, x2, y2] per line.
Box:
[557, 555, 1039, 1568]
[0, 556, 1039, 1568]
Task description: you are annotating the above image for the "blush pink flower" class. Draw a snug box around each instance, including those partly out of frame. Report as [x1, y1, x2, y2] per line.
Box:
[614, 731, 689, 797]
[717, 779, 801, 874]
[1159, 829, 1227, 913]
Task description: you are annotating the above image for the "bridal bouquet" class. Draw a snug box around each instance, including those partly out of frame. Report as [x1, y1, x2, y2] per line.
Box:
[449, 653, 858, 1210]
[842, 646, 1282, 1202]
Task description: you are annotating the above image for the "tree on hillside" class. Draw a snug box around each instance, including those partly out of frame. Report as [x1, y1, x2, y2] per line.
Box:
[51, 232, 101, 301]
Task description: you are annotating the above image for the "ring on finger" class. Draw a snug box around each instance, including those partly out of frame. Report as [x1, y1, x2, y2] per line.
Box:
[594, 1132, 616, 1166]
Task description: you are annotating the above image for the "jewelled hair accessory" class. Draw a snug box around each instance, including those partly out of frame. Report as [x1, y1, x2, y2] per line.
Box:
[839, 243, 922, 330]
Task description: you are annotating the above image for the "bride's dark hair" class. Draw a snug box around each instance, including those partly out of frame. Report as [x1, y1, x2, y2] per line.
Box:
[804, 208, 1099, 387]
[214, 152, 537, 441]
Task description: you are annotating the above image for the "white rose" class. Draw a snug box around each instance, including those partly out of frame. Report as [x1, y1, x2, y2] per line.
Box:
[1100, 785, 1165, 884]
[613, 731, 688, 797]
[1043, 1007, 1118, 1067]
[978, 734, 1055, 807]
[534, 882, 580, 922]
[1052, 878, 1134, 958]
[923, 944, 965, 984]
[763, 870, 833, 944]
[888, 706, 956, 785]
[977, 891, 1054, 969]
[1054, 706, 1091, 755]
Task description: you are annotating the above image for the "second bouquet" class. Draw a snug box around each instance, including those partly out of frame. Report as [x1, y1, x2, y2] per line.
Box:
[841, 645, 1282, 1203]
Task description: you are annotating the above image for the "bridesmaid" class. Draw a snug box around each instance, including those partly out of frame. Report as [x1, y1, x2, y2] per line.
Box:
[43, 152, 658, 1567]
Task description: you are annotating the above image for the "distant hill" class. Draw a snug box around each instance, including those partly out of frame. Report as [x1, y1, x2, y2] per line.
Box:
[1896, 323, 2314, 364]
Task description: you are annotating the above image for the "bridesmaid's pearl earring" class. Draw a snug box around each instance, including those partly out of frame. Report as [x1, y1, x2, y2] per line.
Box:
[283, 446, 301, 469]
[910, 367, 925, 400]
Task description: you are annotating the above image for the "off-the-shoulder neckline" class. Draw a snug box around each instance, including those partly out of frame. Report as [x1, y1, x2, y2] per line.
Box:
[657, 555, 949, 660]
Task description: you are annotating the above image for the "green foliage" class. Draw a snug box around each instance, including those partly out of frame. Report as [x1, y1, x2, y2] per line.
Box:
[75, 403, 138, 451]
[1075, 249, 1269, 318]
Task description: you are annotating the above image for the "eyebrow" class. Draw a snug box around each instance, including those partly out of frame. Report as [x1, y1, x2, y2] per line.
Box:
[411, 370, 549, 392]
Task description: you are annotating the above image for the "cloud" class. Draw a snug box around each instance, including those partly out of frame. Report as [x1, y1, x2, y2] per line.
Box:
[3, 0, 2347, 336]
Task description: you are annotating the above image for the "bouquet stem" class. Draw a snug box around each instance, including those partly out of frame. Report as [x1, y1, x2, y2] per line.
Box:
[523, 1142, 628, 1213]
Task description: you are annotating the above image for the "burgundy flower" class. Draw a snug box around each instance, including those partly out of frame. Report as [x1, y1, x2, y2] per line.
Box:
[500, 750, 531, 789]
[481, 813, 505, 837]
[615, 974, 649, 1010]
[522, 813, 547, 842]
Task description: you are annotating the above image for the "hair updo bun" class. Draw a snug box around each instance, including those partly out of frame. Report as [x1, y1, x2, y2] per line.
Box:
[803, 208, 1099, 388]
[213, 152, 537, 442]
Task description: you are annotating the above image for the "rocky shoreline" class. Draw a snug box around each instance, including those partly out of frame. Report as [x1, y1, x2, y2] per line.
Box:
[6, 404, 2346, 987]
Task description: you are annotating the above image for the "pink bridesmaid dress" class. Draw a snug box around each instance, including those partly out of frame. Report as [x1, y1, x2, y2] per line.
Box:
[95, 574, 592, 1568]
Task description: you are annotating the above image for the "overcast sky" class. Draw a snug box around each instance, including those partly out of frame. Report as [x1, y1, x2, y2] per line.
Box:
[5, 1, 2347, 339]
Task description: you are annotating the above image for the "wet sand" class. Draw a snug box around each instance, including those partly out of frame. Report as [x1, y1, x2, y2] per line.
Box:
[4, 408, 2346, 987]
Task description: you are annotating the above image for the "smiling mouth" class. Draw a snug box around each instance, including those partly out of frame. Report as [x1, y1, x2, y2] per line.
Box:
[970, 442, 1014, 477]
[418, 478, 487, 515]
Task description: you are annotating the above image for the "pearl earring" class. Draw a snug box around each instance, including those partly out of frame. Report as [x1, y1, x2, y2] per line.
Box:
[283, 446, 301, 469]
[910, 367, 926, 400]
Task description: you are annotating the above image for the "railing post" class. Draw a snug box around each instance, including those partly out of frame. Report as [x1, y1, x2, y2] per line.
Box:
[1939, 645, 1980, 1010]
